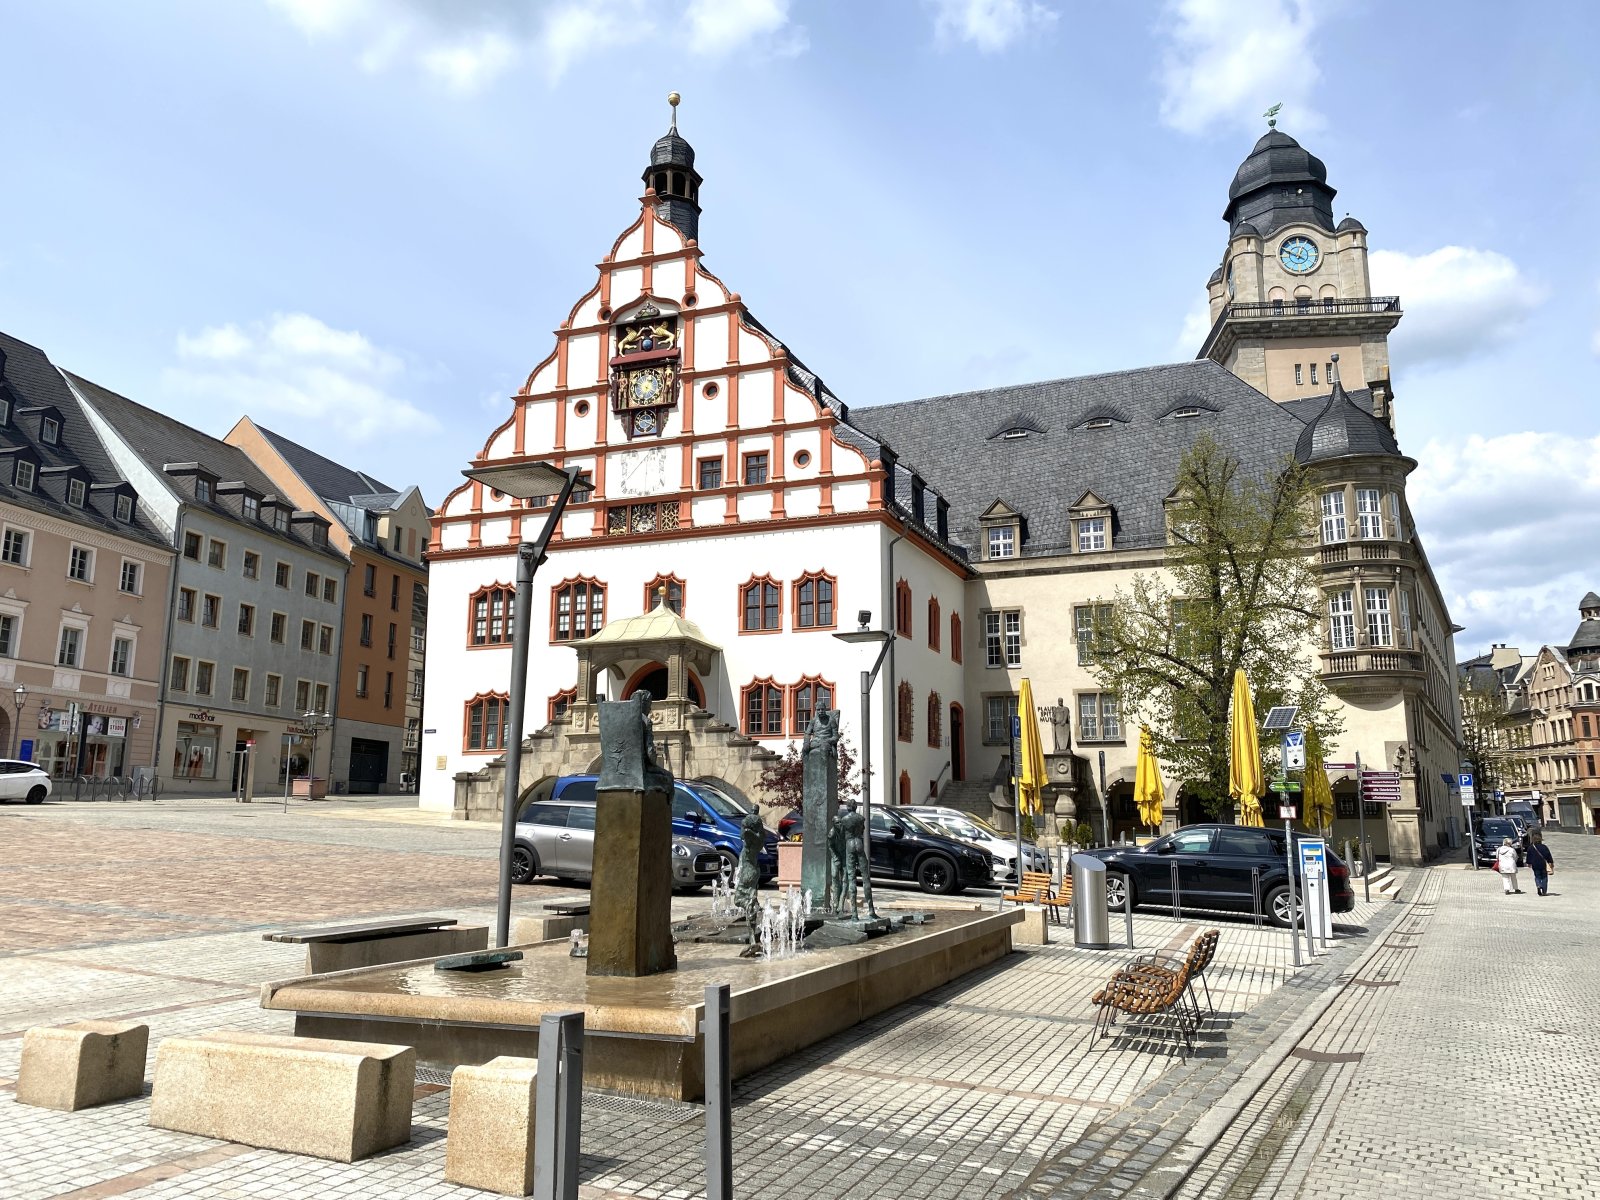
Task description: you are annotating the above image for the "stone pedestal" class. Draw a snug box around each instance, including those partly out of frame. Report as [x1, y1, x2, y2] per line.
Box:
[445, 1056, 538, 1196]
[587, 787, 677, 977]
[17, 1019, 148, 1111]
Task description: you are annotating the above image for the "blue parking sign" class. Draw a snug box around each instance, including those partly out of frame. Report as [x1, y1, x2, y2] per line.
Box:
[1459, 772, 1474, 789]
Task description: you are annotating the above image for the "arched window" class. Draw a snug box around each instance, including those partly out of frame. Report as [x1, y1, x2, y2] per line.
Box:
[790, 677, 835, 735]
[469, 584, 514, 646]
[644, 574, 685, 615]
[951, 613, 963, 663]
[464, 692, 509, 752]
[741, 679, 784, 737]
[927, 690, 942, 748]
[895, 579, 912, 638]
[793, 571, 836, 630]
[740, 575, 782, 632]
[927, 598, 941, 651]
[897, 681, 914, 743]
[548, 688, 577, 722]
[550, 577, 606, 642]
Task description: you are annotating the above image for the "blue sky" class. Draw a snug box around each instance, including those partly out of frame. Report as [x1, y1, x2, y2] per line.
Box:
[3, 0, 1596, 654]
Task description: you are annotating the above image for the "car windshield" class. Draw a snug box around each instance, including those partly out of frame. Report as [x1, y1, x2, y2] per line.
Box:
[686, 783, 748, 819]
[1479, 820, 1516, 839]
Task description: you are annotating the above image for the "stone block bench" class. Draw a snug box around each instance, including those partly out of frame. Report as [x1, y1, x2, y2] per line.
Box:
[264, 916, 487, 973]
[446, 1056, 538, 1195]
[17, 1019, 149, 1111]
[149, 1031, 414, 1162]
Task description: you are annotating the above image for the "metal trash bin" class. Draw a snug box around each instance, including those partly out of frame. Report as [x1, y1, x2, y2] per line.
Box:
[1071, 854, 1117, 949]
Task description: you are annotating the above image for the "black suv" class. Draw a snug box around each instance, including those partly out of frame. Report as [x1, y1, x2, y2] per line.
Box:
[1473, 817, 1526, 867]
[1085, 824, 1355, 926]
[868, 808, 993, 895]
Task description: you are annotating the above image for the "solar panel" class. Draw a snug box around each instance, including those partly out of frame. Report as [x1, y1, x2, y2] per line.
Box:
[1261, 705, 1299, 732]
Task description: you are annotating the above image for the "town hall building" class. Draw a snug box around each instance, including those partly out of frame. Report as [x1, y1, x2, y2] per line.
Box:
[422, 105, 1463, 866]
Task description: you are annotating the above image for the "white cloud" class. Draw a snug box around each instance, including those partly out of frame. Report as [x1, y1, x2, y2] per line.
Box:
[167, 313, 436, 441]
[265, 0, 805, 90]
[1369, 246, 1545, 369]
[1175, 294, 1213, 356]
[1156, 0, 1321, 136]
[1409, 431, 1600, 651]
[929, 0, 1058, 52]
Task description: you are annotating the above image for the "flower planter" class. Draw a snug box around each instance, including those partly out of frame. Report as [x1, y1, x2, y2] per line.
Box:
[776, 841, 804, 889]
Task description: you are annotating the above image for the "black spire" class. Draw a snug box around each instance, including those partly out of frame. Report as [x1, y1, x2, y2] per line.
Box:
[1223, 128, 1337, 238]
[642, 92, 702, 244]
[1294, 355, 1403, 465]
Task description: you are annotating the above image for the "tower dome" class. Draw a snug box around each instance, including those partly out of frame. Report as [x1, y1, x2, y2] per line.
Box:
[1223, 129, 1336, 238]
[641, 92, 702, 244]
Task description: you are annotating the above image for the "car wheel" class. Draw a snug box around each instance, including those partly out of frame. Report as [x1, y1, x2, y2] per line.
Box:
[25, 786, 46, 805]
[510, 843, 539, 885]
[1105, 871, 1134, 912]
[1266, 885, 1303, 928]
[916, 855, 958, 895]
[717, 849, 739, 875]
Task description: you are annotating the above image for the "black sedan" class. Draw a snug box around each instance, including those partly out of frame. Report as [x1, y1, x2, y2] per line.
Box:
[1084, 824, 1355, 927]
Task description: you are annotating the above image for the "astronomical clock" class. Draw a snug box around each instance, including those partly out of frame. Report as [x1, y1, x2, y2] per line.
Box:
[609, 301, 679, 438]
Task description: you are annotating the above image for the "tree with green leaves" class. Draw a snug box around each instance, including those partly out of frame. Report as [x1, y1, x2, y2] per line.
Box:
[1457, 668, 1524, 799]
[1084, 434, 1342, 818]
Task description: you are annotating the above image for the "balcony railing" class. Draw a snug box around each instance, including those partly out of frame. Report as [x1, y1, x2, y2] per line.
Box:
[1322, 648, 1424, 676]
[1319, 542, 1407, 566]
[1224, 296, 1401, 320]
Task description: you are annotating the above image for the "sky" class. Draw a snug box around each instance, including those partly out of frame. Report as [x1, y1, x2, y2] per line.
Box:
[2, 0, 1596, 656]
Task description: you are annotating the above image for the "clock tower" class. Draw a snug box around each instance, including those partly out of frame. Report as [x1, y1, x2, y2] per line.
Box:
[1197, 127, 1402, 422]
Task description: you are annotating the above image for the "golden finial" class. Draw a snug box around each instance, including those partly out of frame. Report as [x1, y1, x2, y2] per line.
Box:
[654, 584, 667, 606]
[668, 91, 681, 133]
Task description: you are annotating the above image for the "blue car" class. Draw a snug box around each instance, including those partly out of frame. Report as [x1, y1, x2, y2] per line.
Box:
[549, 775, 777, 882]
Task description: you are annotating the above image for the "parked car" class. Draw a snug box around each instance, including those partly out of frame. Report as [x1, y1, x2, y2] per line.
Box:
[900, 805, 1050, 882]
[530, 774, 777, 882]
[1473, 817, 1526, 867]
[511, 793, 722, 891]
[1503, 800, 1541, 831]
[0, 760, 51, 804]
[1084, 824, 1355, 927]
[867, 808, 994, 895]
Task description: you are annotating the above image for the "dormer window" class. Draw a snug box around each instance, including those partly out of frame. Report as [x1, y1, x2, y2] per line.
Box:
[1171, 407, 1202, 419]
[1070, 491, 1115, 553]
[1000, 429, 1029, 441]
[41, 417, 59, 445]
[14, 461, 35, 492]
[243, 495, 260, 522]
[67, 478, 86, 508]
[1076, 517, 1107, 551]
[979, 499, 1023, 561]
[272, 508, 288, 533]
[988, 526, 1016, 559]
[196, 478, 213, 503]
[311, 525, 327, 548]
[115, 494, 134, 523]
[0, 396, 10, 425]
[1085, 419, 1114, 430]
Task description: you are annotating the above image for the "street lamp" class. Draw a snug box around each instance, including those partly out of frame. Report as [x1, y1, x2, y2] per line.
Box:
[833, 610, 893, 919]
[462, 459, 588, 948]
[10, 685, 26, 760]
[302, 710, 332, 793]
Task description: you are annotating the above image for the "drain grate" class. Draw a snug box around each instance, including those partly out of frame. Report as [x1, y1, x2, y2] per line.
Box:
[583, 1092, 703, 1123]
[416, 1066, 454, 1087]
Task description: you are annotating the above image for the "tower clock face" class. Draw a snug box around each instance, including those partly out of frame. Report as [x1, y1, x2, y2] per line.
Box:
[1279, 236, 1320, 274]
[629, 368, 666, 406]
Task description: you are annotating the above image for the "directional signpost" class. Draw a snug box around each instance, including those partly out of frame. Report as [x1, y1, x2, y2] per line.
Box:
[1361, 771, 1402, 804]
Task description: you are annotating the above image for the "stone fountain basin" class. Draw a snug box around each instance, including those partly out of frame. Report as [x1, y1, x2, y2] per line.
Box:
[261, 905, 1021, 1101]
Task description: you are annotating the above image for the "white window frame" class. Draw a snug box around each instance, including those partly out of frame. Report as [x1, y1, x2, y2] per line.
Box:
[1356, 488, 1383, 539]
[1399, 590, 1413, 649]
[986, 524, 1016, 560]
[67, 478, 87, 508]
[207, 538, 227, 570]
[119, 558, 142, 595]
[14, 460, 35, 491]
[1077, 692, 1122, 743]
[67, 544, 94, 583]
[56, 622, 85, 668]
[984, 694, 1019, 744]
[1320, 491, 1347, 543]
[1328, 589, 1356, 651]
[114, 494, 134, 522]
[243, 495, 260, 522]
[41, 416, 59, 444]
[0, 609, 21, 658]
[1, 525, 30, 567]
[1364, 586, 1393, 647]
[109, 635, 134, 678]
[1076, 517, 1107, 552]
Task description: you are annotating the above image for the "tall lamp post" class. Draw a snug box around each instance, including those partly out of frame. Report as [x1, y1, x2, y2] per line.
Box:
[833, 610, 893, 920]
[302, 710, 331, 794]
[461, 460, 587, 949]
[10, 685, 26, 760]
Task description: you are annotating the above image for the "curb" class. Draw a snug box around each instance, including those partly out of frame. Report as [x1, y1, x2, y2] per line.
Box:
[1135, 885, 1419, 1199]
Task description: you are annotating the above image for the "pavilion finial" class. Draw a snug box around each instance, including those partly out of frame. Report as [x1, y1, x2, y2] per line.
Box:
[667, 91, 681, 134]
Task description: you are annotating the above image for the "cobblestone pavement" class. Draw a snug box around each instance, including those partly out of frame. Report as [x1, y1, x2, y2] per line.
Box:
[2, 796, 1422, 1199]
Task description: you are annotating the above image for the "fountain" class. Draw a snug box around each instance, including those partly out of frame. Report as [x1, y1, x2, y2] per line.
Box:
[261, 696, 1023, 1100]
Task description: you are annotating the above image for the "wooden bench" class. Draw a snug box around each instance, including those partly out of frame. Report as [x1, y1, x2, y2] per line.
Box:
[1091, 955, 1197, 1052]
[1001, 871, 1072, 925]
[148, 1031, 414, 1162]
[264, 916, 487, 973]
[1124, 929, 1220, 1018]
[541, 897, 592, 917]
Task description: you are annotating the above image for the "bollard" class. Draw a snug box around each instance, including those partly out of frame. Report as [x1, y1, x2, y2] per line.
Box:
[703, 984, 732, 1200]
[1252, 867, 1262, 927]
[533, 1010, 584, 1200]
[1124, 898, 1134, 950]
[1170, 860, 1182, 920]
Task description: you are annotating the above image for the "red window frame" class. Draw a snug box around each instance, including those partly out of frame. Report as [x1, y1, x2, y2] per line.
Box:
[897, 680, 914, 743]
[742, 451, 769, 486]
[895, 579, 912, 638]
[793, 571, 837, 630]
[741, 678, 785, 738]
[790, 676, 836, 735]
[951, 613, 962, 663]
[739, 575, 782, 633]
[927, 597, 941, 651]
[550, 576, 606, 642]
[468, 583, 514, 647]
[464, 691, 510, 753]
[927, 690, 942, 748]
[548, 688, 577, 722]
[643, 573, 686, 615]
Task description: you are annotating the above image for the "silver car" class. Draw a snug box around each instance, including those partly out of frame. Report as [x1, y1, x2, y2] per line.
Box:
[901, 805, 1050, 882]
[511, 797, 721, 892]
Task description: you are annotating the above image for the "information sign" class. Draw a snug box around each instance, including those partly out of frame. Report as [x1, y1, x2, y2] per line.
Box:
[1282, 730, 1306, 771]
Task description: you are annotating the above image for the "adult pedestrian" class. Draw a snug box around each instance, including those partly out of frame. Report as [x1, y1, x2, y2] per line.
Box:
[1527, 830, 1555, 896]
[1494, 837, 1521, 895]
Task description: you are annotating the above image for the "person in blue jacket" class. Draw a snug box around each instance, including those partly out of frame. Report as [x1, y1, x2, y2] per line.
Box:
[1526, 830, 1555, 896]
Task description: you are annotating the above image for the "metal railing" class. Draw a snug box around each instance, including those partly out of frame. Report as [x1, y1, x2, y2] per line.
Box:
[1221, 296, 1401, 319]
[66, 775, 159, 802]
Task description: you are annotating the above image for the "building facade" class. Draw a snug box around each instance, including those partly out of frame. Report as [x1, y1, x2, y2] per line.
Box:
[68, 375, 348, 796]
[0, 332, 174, 779]
[424, 114, 1463, 863]
[226, 418, 430, 794]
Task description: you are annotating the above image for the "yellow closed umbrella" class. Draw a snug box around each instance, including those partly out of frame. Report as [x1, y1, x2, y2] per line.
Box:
[1305, 727, 1334, 833]
[1015, 678, 1048, 816]
[1229, 669, 1265, 827]
[1134, 726, 1165, 830]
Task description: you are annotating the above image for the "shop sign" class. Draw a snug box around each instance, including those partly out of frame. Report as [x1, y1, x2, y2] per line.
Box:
[107, 717, 128, 738]
[186, 710, 220, 725]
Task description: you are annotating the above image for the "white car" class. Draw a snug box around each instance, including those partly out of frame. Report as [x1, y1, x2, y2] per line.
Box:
[0, 760, 51, 804]
[901, 805, 1050, 882]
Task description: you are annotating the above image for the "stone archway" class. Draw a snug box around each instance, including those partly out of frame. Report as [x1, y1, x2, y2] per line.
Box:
[622, 662, 705, 709]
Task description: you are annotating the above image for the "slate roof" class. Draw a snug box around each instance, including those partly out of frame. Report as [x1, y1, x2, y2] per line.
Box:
[1223, 129, 1337, 237]
[256, 425, 397, 506]
[65, 371, 345, 562]
[1579, 590, 1600, 611]
[851, 359, 1320, 558]
[1293, 378, 1404, 465]
[0, 331, 167, 548]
